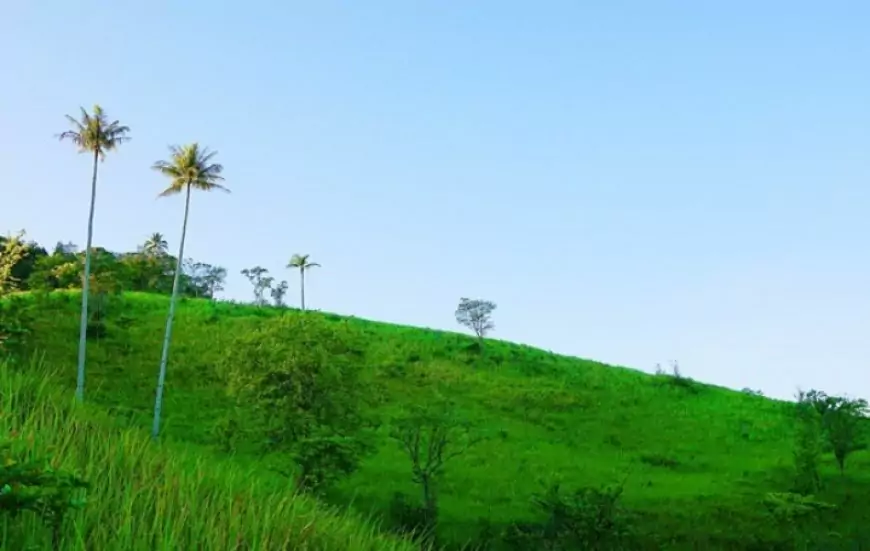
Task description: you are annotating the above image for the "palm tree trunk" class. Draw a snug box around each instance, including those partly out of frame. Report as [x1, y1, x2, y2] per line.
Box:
[75, 149, 100, 403]
[300, 268, 305, 310]
[152, 183, 192, 440]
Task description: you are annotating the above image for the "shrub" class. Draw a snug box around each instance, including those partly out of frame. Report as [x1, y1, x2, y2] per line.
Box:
[504, 480, 634, 550]
[220, 314, 379, 493]
[0, 438, 89, 550]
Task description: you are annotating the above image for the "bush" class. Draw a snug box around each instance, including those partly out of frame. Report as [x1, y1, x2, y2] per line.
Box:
[504, 480, 634, 550]
[0, 438, 89, 550]
[220, 314, 380, 493]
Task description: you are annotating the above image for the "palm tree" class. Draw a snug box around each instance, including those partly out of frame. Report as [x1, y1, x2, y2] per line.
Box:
[142, 232, 168, 256]
[287, 253, 320, 310]
[58, 105, 130, 403]
[151, 143, 228, 439]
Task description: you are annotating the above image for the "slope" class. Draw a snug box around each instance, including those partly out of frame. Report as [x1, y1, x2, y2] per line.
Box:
[8, 290, 870, 549]
[0, 357, 417, 550]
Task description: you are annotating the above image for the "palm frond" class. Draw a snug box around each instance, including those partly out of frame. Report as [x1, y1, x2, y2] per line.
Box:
[153, 143, 229, 198]
[287, 254, 319, 269]
[58, 105, 130, 157]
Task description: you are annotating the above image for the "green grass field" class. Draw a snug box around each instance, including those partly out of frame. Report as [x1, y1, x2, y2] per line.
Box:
[0, 358, 416, 551]
[5, 290, 870, 549]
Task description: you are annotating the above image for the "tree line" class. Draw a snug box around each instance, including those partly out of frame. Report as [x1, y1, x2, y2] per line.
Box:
[0, 232, 226, 300]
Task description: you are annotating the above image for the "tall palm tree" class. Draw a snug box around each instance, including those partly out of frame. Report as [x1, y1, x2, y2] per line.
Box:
[151, 143, 228, 439]
[58, 105, 130, 403]
[287, 253, 320, 310]
[143, 232, 168, 256]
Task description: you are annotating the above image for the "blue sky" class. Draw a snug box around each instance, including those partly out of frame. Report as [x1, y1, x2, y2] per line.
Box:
[2, 2, 869, 400]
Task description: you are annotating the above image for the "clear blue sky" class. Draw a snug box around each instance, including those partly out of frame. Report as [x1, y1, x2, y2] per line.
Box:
[2, 2, 869, 400]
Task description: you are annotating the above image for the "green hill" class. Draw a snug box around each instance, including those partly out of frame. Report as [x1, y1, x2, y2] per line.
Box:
[0, 355, 416, 550]
[5, 290, 870, 549]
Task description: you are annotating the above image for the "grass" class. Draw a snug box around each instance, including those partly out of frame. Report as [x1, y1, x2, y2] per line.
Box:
[0, 357, 417, 550]
[6, 289, 870, 548]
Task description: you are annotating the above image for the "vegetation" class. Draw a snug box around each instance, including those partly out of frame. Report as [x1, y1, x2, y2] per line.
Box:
[454, 298, 496, 342]
[0, 358, 416, 550]
[3, 104, 870, 549]
[2, 277, 869, 549]
[287, 253, 321, 310]
[57, 105, 130, 404]
[150, 143, 229, 440]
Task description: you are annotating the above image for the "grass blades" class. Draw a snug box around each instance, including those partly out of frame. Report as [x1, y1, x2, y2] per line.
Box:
[0, 357, 416, 551]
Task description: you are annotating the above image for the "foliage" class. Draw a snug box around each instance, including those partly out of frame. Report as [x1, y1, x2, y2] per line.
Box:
[241, 266, 272, 306]
[17, 235, 220, 299]
[220, 314, 378, 493]
[287, 253, 320, 310]
[793, 390, 824, 494]
[59, 104, 131, 404]
[9, 292, 870, 549]
[57, 105, 130, 158]
[152, 143, 228, 197]
[0, 439, 89, 549]
[0, 233, 32, 357]
[390, 401, 481, 534]
[802, 389, 868, 473]
[270, 280, 289, 307]
[454, 297, 496, 340]
[504, 480, 634, 551]
[388, 492, 436, 543]
[184, 259, 227, 299]
[0, 358, 416, 551]
[0, 232, 28, 295]
[141, 233, 168, 256]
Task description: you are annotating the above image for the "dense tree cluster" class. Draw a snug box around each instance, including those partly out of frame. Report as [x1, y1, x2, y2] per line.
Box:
[0, 233, 226, 300]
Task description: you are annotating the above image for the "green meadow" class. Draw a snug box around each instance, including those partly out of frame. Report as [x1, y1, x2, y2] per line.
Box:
[3, 289, 870, 549]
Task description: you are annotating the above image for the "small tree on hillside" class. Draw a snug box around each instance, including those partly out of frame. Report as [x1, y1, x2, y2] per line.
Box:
[221, 315, 378, 493]
[391, 402, 481, 534]
[241, 266, 271, 306]
[455, 298, 496, 341]
[803, 390, 868, 473]
[793, 390, 824, 494]
[270, 280, 289, 307]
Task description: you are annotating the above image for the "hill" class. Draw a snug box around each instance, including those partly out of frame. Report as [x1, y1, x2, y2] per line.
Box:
[5, 290, 870, 549]
[0, 356, 416, 550]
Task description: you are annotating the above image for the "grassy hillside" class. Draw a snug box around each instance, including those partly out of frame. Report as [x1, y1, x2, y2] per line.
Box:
[7, 290, 870, 549]
[0, 357, 417, 550]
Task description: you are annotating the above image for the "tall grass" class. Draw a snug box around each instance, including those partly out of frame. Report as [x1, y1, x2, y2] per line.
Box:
[0, 358, 415, 551]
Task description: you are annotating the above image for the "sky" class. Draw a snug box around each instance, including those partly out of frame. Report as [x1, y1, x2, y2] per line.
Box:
[2, 1, 869, 400]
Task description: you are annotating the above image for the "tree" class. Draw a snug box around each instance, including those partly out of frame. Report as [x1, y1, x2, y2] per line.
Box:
[151, 143, 228, 440]
[455, 298, 496, 340]
[270, 280, 289, 307]
[201, 265, 227, 299]
[0, 232, 27, 295]
[0, 232, 30, 355]
[793, 390, 824, 494]
[390, 402, 481, 530]
[142, 233, 168, 256]
[58, 105, 130, 403]
[801, 389, 868, 474]
[185, 261, 227, 299]
[221, 315, 377, 493]
[287, 254, 320, 310]
[241, 266, 272, 306]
